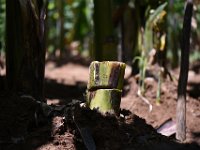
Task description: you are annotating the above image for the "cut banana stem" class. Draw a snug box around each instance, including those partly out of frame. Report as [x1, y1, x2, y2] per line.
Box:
[88, 61, 126, 90]
[87, 89, 122, 114]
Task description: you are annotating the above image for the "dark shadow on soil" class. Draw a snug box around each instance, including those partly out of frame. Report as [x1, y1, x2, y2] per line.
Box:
[0, 75, 6, 91]
[188, 83, 200, 99]
[190, 60, 200, 74]
[0, 92, 52, 150]
[192, 132, 200, 139]
[45, 78, 87, 104]
[121, 78, 131, 97]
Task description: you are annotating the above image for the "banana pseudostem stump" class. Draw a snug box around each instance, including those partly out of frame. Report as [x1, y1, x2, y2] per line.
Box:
[87, 61, 126, 115]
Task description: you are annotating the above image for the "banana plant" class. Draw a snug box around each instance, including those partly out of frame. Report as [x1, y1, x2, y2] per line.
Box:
[6, 0, 46, 101]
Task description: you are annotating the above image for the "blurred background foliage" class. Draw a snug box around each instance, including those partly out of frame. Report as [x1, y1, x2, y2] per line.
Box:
[0, 0, 5, 53]
[0, 0, 199, 66]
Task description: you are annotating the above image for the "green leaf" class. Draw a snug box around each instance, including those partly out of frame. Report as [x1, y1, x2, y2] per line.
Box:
[147, 2, 168, 28]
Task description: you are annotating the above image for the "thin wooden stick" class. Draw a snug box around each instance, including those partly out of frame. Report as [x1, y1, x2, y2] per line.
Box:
[176, 0, 193, 142]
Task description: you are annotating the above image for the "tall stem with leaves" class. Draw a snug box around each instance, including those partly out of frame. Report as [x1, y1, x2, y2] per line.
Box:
[139, 28, 147, 95]
[137, 2, 167, 96]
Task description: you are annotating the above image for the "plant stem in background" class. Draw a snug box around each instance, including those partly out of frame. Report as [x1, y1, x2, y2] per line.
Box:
[55, 0, 65, 57]
[168, 0, 179, 68]
[45, 0, 49, 52]
[138, 28, 147, 96]
[57, 0, 65, 56]
[156, 68, 164, 104]
[6, 0, 46, 101]
[176, 0, 193, 142]
[93, 0, 117, 61]
[140, 51, 147, 96]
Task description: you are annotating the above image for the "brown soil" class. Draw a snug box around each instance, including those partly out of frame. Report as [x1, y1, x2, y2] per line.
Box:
[0, 57, 200, 150]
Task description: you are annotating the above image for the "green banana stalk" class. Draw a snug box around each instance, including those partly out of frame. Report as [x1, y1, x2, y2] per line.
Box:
[87, 61, 126, 90]
[86, 61, 126, 115]
[86, 89, 122, 114]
